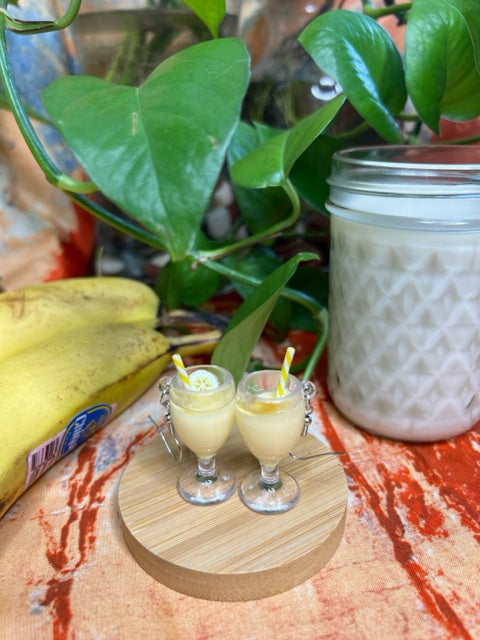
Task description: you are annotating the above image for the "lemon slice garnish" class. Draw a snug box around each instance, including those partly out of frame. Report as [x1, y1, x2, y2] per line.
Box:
[189, 369, 219, 391]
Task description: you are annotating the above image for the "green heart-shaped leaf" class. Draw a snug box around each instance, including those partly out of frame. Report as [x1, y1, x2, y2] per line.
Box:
[231, 94, 345, 189]
[299, 10, 406, 143]
[406, 0, 480, 132]
[43, 38, 250, 259]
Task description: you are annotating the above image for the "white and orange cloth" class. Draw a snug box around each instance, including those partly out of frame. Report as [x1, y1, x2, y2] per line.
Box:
[1, 326, 479, 640]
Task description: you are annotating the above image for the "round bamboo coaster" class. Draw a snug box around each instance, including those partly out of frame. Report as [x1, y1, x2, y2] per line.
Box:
[118, 430, 348, 601]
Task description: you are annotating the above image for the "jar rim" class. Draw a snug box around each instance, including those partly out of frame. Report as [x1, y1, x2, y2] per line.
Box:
[327, 145, 480, 227]
[331, 145, 480, 170]
[328, 145, 480, 198]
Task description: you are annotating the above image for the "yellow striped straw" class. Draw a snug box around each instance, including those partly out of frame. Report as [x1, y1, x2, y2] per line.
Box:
[172, 353, 193, 390]
[276, 347, 295, 397]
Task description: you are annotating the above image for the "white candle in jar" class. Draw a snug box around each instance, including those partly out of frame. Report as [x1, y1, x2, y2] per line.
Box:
[326, 145, 480, 442]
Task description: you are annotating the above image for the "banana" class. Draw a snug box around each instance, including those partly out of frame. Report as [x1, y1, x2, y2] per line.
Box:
[0, 322, 220, 519]
[0, 276, 160, 362]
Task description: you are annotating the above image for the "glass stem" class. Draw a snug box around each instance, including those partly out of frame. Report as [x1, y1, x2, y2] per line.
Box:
[196, 456, 218, 483]
[259, 463, 282, 490]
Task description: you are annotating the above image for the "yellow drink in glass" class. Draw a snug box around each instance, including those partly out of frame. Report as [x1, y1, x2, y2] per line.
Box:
[235, 392, 304, 465]
[170, 392, 235, 459]
[235, 370, 309, 514]
[167, 364, 236, 505]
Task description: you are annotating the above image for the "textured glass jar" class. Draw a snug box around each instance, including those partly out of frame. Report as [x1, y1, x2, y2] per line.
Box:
[326, 145, 480, 442]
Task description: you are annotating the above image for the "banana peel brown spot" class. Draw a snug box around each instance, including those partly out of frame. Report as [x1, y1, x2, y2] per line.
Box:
[4, 291, 27, 320]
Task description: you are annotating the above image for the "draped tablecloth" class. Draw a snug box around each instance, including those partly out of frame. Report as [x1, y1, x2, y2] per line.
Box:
[1, 335, 479, 640]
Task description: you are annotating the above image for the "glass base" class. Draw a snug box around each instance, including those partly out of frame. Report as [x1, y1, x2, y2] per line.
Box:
[177, 466, 236, 505]
[239, 469, 300, 514]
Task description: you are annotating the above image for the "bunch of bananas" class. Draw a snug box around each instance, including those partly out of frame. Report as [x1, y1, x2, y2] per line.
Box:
[0, 276, 219, 519]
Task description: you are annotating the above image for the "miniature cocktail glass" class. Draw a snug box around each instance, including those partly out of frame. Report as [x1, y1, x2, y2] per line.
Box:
[159, 364, 236, 505]
[235, 369, 315, 514]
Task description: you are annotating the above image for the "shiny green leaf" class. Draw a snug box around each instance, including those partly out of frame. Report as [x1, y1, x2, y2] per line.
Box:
[43, 38, 250, 260]
[406, 0, 480, 132]
[231, 95, 345, 189]
[299, 10, 406, 143]
[445, 0, 480, 71]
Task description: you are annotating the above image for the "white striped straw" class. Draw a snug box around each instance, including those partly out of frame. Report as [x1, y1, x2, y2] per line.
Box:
[172, 353, 193, 390]
[276, 347, 295, 397]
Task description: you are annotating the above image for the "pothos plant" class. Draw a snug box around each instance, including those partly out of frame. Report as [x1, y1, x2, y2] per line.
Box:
[0, 0, 479, 384]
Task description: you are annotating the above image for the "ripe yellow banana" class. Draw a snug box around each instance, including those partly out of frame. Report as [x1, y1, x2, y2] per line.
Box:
[0, 276, 160, 362]
[0, 322, 220, 519]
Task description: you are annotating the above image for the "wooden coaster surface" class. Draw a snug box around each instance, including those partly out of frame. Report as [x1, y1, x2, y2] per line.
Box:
[118, 430, 348, 601]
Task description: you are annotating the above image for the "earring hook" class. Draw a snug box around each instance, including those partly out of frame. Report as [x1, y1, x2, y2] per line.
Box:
[149, 376, 183, 461]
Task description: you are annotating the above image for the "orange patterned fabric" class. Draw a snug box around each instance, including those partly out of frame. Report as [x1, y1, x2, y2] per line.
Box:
[1, 337, 479, 640]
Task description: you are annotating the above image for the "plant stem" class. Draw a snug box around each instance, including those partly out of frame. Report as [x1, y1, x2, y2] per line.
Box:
[301, 306, 328, 382]
[336, 119, 371, 140]
[397, 113, 422, 122]
[363, 2, 412, 19]
[68, 192, 169, 248]
[199, 258, 322, 317]
[200, 180, 302, 261]
[0, 0, 82, 33]
[0, 12, 94, 194]
[0, 90, 54, 125]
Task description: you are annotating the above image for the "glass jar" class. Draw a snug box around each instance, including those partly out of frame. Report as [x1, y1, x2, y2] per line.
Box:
[326, 145, 480, 442]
